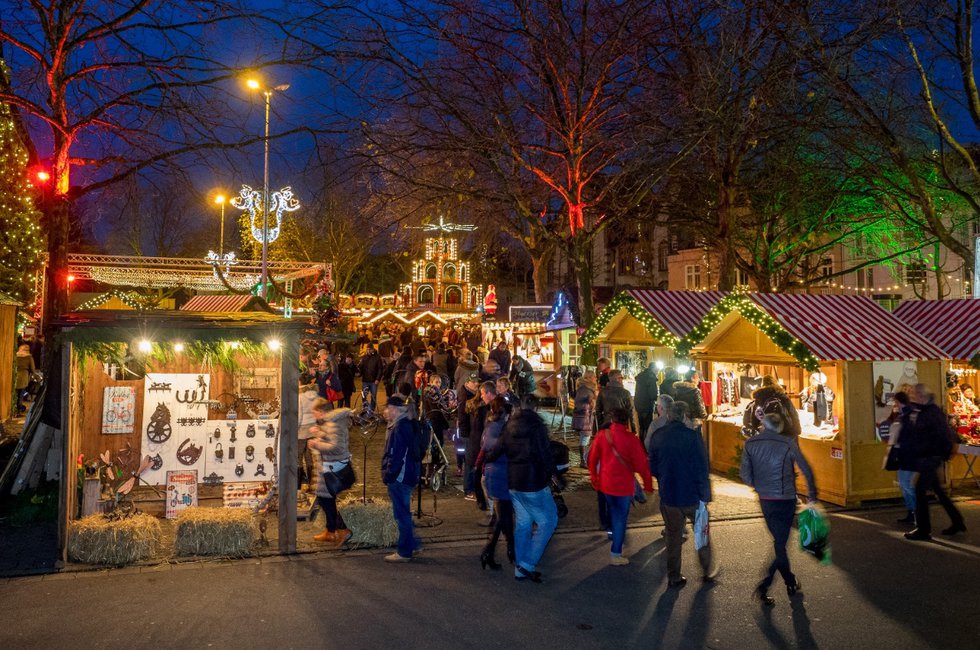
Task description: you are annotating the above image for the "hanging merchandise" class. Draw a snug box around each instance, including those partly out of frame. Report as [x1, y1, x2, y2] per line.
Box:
[245, 445, 255, 462]
[246, 423, 256, 438]
[265, 447, 275, 462]
[146, 403, 173, 443]
[265, 423, 276, 438]
[175, 438, 203, 466]
[214, 443, 223, 462]
[254, 464, 266, 477]
[149, 453, 164, 470]
[235, 463, 245, 477]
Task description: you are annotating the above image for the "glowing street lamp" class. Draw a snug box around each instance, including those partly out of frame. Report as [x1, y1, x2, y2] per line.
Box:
[214, 193, 227, 256]
[245, 76, 290, 299]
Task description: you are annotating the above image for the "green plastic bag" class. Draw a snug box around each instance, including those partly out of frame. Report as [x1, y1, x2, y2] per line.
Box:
[798, 505, 831, 565]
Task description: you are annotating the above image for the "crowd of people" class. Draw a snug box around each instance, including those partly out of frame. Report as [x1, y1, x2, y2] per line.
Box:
[297, 332, 967, 596]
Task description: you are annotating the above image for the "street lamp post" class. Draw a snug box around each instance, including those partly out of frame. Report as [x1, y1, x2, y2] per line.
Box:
[214, 194, 226, 256]
[246, 78, 288, 299]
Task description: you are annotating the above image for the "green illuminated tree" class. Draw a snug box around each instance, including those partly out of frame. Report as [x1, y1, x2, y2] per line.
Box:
[0, 97, 44, 305]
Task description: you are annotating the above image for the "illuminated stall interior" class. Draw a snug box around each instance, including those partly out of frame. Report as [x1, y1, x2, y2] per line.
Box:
[686, 293, 944, 506]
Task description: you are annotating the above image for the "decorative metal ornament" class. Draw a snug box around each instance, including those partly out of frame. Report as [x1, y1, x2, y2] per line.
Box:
[264, 446, 275, 462]
[228, 446, 235, 460]
[148, 381, 172, 392]
[213, 427, 220, 440]
[265, 423, 276, 438]
[254, 463, 266, 477]
[229, 425, 237, 442]
[245, 445, 255, 462]
[149, 453, 164, 470]
[146, 403, 172, 443]
[203, 472, 224, 487]
[214, 443, 223, 462]
[175, 438, 203, 466]
[235, 463, 245, 477]
[230, 184, 300, 245]
[246, 424, 256, 438]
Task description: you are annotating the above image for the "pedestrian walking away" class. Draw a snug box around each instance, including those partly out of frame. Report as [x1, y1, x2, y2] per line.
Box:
[307, 402, 355, 546]
[489, 394, 557, 583]
[478, 396, 514, 570]
[648, 401, 714, 587]
[588, 408, 653, 565]
[741, 413, 817, 606]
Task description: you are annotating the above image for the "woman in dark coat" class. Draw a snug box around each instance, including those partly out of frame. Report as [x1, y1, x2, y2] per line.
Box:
[479, 396, 513, 569]
[337, 354, 357, 408]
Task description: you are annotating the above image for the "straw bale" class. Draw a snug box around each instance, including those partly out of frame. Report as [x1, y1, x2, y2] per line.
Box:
[173, 507, 258, 557]
[337, 496, 398, 548]
[68, 513, 162, 565]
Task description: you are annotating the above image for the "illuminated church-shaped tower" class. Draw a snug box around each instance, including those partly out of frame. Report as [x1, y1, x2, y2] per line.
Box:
[401, 217, 483, 309]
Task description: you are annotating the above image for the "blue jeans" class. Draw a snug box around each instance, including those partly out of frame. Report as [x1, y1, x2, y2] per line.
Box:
[510, 487, 558, 573]
[605, 494, 631, 555]
[387, 481, 418, 558]
[897, 469, 916, 512]
[362, 382, 378, 412]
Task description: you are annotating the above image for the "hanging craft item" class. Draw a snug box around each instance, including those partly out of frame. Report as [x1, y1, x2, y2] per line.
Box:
[146, 403, 173, 443]
[228, 446, 235, 460]
[246, 424, 256, 438]
[203, 472, 224, 487]
[229, 425, 237, 442]
[265, 446, 275, 462]
[235, 463, 245, 477]
[148, 381, 172, 392]
[245, 445, 255, 462]
[265, 423, 276, 438]
[175, 438, 203, 466]
[102, 386, 136, 435]
[254, 464, 266, 477]
[149, 453, 164, 471]
[214, 443, 223, 462]
[213, 427, 221, 440]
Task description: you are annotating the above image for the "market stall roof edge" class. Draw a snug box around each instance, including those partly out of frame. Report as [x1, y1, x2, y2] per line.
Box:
[580, 289, 727, 346]
[893, 299, 980, 363]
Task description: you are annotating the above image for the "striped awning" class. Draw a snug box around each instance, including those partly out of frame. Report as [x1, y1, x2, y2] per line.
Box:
[893, 299, 980, 361]
[180, 295, 271, 313]
[627, 290, 727, 339]
[748, 293, 944, 361]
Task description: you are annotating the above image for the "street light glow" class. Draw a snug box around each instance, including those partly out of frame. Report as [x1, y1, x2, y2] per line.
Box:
[246, 78, 261, 90]
[266, 338, 281, 351]
[214, 194, 226, 204]
[36, 170, 51, 182]
[138, 339, 152, 353]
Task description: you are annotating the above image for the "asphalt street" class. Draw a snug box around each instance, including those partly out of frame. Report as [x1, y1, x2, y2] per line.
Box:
[2, 503, 978, 649]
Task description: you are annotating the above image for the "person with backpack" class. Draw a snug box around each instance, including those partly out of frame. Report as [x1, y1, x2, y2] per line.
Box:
[381, 395, 423, 562]
[742, 376, 800, 438]
[904, 384, 966, 541]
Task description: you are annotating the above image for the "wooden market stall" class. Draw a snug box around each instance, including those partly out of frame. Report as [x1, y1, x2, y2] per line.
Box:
[685, 293, 945, 506]
[1, 292, 21, 419]
[894, 299, 980, 487]
[580, 290, 726, 393]
[56, 309, 306, 558]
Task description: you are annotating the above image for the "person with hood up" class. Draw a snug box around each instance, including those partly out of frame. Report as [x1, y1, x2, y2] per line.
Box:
[488, 340, 512, 376]
[454, 349, 480, 391]
[633, 361, 661, 443]
[743, 375, 801, 438]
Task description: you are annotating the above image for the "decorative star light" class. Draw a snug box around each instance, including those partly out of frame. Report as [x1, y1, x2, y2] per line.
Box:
[230, 184, 300, 244]
[406, 215, 477, 233]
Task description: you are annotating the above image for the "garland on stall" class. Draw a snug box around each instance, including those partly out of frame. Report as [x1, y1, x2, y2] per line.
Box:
[675, 293, 822, 372]
[74, 290, 147, 312]
[971, 352, 980, 371]
[579, 292, 680, 348]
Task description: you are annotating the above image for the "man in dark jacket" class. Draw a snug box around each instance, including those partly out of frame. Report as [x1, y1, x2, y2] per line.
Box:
[381, 395, 421, 562]
[672, 370, 708, 428]
[457, 374, 481, 501]
[648, 401, 714, 587]
[904, 384, 966, 541]
[595, 370, 637, 432]
[633, 362, 660, 442]
[488, 341, 512, 376]
[358, 344, 384, 413]
[488, 394, 557, 582]
[387, 347, 413, 399]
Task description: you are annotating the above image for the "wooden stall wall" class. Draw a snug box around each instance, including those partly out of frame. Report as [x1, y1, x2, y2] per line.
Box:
[1, 304, 17, 418]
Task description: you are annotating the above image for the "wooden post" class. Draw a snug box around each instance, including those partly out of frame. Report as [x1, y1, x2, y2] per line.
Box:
[58, 342, 73, 562]
[277, 331, 299, 553]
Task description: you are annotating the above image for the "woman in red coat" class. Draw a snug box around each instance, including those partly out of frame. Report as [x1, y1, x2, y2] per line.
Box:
[588, 407, 653, 565]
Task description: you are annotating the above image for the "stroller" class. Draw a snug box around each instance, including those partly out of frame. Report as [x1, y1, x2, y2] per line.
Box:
[550, 439, 570, 518]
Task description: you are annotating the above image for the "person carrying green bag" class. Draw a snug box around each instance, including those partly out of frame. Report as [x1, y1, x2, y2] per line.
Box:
[741, 412, 818, 607]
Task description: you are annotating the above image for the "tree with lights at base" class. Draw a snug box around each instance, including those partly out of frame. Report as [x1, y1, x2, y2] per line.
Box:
[0, 98, 45, 306]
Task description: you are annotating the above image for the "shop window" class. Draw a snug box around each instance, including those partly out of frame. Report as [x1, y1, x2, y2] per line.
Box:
[735, 267, 750, 287]
[818, 258, 833, 278]
[684, 264, 702, 290]
[905, 261, 926, 284]
[856, 267, 873, 289]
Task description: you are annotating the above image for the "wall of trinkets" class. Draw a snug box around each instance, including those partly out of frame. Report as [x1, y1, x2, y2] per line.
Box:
[76, 346, 285, 519]
[946, 366, 980, 446]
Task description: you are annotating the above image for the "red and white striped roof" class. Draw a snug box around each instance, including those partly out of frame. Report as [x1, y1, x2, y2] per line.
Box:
[180, 295, 270, 313]
[626, 290, 727, 339]
[747, 293, 944, 361]
[893, 299, 980, 361]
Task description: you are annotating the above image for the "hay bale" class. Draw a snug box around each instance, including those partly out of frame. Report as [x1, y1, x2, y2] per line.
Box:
[338, 497, 398, 548]
[173, 507, 258, 557]
[68, 513, 162, 565]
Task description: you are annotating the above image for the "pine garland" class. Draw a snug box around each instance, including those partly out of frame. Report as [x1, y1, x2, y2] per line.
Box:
[579, 292, 679, 348]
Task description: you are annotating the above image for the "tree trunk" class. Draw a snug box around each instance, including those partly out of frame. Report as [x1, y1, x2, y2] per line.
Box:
[42, 197, 70, 335]
[571, 239, 595, 329]
[530, 246, 555, 303]
[715, 183, 738, 290]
